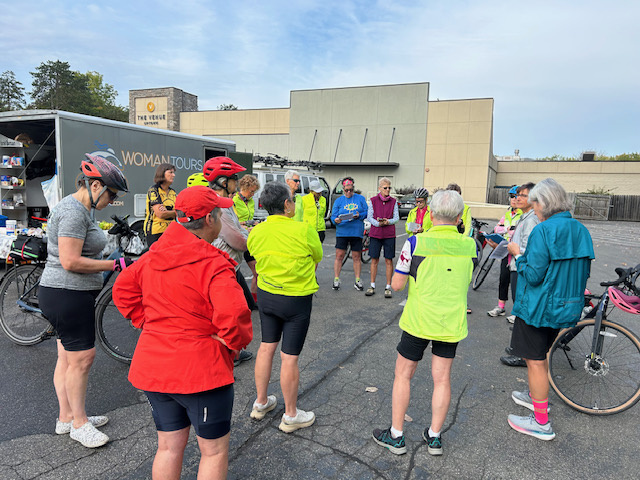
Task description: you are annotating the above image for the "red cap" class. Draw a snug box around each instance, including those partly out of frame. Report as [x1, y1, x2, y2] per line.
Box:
[175, 186, 233, 223]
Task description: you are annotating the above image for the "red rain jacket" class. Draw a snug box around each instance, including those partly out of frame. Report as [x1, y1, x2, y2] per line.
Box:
[113, 222, 253, 394]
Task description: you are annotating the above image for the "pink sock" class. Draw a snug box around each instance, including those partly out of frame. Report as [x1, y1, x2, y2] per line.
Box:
[498, 300, 506, 309]
[532, 397, 549, 425]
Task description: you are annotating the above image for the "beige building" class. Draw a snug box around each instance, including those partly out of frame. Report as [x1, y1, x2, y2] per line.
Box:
[173, 83, 495, 201]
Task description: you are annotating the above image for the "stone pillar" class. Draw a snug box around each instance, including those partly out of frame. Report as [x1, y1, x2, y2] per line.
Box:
[129, 87, 198, 131]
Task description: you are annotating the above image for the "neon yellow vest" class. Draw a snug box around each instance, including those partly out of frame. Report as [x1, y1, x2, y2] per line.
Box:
[399, 226, 476, 342]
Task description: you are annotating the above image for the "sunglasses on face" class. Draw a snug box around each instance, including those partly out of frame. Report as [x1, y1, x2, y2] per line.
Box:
[344, 188, 354, 192]
[292, 179, 301, 183]
[107, 188, 119, 201]
[509, 194, 517, 198]
[381, 186, 391, 190]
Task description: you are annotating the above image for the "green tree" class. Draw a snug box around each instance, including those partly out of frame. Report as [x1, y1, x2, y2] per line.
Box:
[84, 71, 128, 122]
[30, 60, 92, 112]
[217, 103, 238, 110]
[0, 70, 26, 111]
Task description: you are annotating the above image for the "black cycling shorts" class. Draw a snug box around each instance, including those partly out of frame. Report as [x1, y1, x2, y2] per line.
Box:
[335, 236, 363, 252]
[257, 289, 312, 355]
[145, 384, 234, 439]
[397, 331, 458, 361]
[39, 286, 100, 351]
[510, 317, 559, 361]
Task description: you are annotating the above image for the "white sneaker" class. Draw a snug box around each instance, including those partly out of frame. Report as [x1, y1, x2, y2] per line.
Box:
[332, 278, 341, 290]
[250, 395, 277, 420]
[70, 421, 109, 448]
[279, 409, 315, 433]
[506, 315, 516, 324]
[56, 415, 109, 435]
[487, 306, 506, 317]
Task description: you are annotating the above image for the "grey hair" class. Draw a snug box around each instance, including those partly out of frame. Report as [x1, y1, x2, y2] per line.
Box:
[284, 170, 299, 182]
[176, 207, 221, 230]
[260, 181, 291, 215]
[528, 178, 572, 219]
[378, 177, 391, 187]
[429, 190, 464, 223]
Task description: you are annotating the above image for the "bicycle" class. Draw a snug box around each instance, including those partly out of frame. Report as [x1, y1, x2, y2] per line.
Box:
[0, 215, 144, 364]
[548, 264, 640, 415]
[469, 218, 489, 268]
[341, 220, 371, 266]
[471, 218, 499, 290]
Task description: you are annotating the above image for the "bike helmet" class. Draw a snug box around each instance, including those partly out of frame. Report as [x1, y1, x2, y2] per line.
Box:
[413, 187, 429, 199]
[608, 287, 640, 315]
[81, 153, 129, 192]
[202, 156, 246, 183]
[186, 172, 209, 187]
[509, 185, 519, 195]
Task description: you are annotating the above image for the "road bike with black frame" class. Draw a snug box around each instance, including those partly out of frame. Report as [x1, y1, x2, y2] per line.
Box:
[548, 264, 640, 415]
[0, 215, 145, 364]
[469, 218, 489, 269]
[341, 220, 371, 266]
[471, 219, 499, 289]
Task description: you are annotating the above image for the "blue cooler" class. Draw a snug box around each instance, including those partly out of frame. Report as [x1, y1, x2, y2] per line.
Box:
[0, 215, 7, 228]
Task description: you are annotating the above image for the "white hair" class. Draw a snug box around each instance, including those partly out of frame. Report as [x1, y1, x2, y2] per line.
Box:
[429, 190, 464, 222]
[378, 177, 391, 187]
[284, 170, 299, 181]
[529, 178, 572, 219]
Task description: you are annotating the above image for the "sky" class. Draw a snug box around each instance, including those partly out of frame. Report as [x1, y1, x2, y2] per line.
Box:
[1, 0, 639, 158]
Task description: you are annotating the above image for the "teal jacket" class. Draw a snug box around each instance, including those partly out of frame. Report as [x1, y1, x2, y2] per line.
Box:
[512, 211, 594, 329]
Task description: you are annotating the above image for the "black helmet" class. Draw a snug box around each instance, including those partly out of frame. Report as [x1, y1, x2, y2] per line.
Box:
[81, 153, 129, 192]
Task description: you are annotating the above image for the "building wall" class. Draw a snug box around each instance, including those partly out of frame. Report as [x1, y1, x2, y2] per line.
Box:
[425, 98, 494, 202]
[180, 108, 290, 136]
[288, 83, 429, 196]
[129, 87, 197, 131]
[496, 161, 640, 195]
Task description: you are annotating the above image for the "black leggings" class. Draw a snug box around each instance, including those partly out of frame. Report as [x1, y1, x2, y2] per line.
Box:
[498, 257, 511, 301]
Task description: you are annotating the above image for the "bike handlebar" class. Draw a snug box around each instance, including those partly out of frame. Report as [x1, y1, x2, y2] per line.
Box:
[600, 264, 640, 294]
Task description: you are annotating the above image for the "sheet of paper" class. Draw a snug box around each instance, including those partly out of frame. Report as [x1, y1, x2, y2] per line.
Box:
[338, 213, 354, 221]
[489, 240, 510, 260]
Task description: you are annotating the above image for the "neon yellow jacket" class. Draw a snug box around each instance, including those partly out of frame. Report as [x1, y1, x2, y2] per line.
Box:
[247, 215, 323, 296]
[406, 206, 432, 236]
[301, 193, 327, 232]
[399, 226, 476, 342]
[232, 194, 255, 223]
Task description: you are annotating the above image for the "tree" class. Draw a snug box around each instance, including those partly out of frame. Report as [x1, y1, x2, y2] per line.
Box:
[0, 71, 26, 111]
[29, 60, 128, 121]
[29, 60, 92, 112]
[217, 104, 238, 110]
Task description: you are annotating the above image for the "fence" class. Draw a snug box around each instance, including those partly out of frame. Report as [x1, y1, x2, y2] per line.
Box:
[487, 188, 640, 222]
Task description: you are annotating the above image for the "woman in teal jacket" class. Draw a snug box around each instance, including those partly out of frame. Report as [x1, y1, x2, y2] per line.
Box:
[506, 178, 594, 442]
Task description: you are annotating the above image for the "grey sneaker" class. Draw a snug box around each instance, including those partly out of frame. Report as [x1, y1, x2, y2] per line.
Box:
[422, 428, 443, 456]
[512, 391, 550, 413]
[70, 421, 109, 448]
[365, 287, 375, 296]
[56, 416, 108, 435]
[384, 289, 392, 299]
[332, 278, 341, 290]
[507, 315, 516, 324]
[279, 409, 315, 433]
[507, 413, 555, 441]
[354, 279, 364, 291]
[487, 306, 506, 317]
[250, 395, 277, 420]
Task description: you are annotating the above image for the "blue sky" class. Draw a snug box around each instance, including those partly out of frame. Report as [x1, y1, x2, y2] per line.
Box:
[1, 0, 638, 158]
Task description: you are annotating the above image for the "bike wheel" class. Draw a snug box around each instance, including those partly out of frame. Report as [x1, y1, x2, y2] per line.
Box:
[95, 287, 140, 364]
[361, 235, 371, 264]
[341, 245, 352, 267]
[548, 319, 640, 415]
[472, 256, 494, 290]
[473, 238, 484, 271]
[0, 265, 52, 345]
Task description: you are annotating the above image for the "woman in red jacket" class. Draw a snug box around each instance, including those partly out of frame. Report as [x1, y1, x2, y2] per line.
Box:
[114, 186, 252, 480]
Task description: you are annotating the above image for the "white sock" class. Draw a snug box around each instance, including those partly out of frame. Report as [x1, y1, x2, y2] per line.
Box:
[386, 284, 391, 290]
[371, 282, 376, 289]
[284, 410, 299, 421]
[390, 426, 403, 438]
[428, 427, 440, 438]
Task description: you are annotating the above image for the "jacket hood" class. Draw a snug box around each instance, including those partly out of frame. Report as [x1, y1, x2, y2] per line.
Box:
[145, 222, 237, 272]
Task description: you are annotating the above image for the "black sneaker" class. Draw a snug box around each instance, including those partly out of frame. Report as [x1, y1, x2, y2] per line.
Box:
[422, 429, 443, 456]
[234, 350, 253, 367]
[372, 427, 407, 455]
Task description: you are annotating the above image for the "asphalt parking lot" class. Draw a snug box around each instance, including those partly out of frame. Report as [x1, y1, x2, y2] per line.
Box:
[1, 219, 639, 479]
